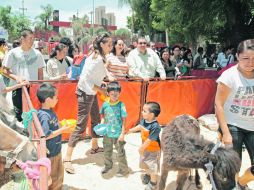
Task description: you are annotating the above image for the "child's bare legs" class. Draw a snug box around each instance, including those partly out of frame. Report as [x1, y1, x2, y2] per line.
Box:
[145, 170, 157, 190]
[149, 172, 158, 185]
[65, 146, 74, 161]
[65, 138, 99, 160]
[91, 138, 99, 149]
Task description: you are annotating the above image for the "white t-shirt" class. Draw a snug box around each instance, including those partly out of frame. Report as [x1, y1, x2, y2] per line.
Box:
[217, 65, 254, 131]
[78, 54, 107, 95]
[0, 75, 6, 94]
[3, 47, 45, 82]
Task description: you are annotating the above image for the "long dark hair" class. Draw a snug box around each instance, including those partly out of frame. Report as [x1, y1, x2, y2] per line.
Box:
[160, 48, 172, 67]
[93, 33, 110, 60]
[111, 39, 125, 56]
[49, 43, 66, 58]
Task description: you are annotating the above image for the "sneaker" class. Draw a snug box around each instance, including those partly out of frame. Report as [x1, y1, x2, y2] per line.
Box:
[115, 169, 129, 177]
[142, 174, 151, 184]
[101, 167, 112, 174]
[145, 182, 157, 190]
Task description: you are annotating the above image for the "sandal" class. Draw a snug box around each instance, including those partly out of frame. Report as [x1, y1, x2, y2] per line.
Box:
[90, 147, 104, 154]
[63, 160, 75, 174]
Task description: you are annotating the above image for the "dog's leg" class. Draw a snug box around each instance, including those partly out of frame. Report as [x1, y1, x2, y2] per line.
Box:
[176, 169, 188, 190]
[158, 162, 169, 190]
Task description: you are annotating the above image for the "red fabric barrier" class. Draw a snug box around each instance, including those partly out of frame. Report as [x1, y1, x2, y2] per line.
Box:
[28, 81, 142, 140]
[146, 79, 217, 125]
[191, 69, 219, 78]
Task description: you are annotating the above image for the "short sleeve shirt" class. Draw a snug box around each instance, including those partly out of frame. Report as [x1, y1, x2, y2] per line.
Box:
[100, 101, 127, 138]
[3, 47, 45, 82]
[37, 109, 62, 157]
[217, 65, 254, 131]
[140, 119, 161, 145]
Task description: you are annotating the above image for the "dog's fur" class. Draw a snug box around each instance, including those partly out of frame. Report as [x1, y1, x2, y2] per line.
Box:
[159, 114, 241, 190]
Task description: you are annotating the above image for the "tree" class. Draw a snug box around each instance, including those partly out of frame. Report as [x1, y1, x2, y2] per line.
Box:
[0, 6, 31, 41]
[10, 14, 31, 41]
[119, 0, 161, 40]
[114, 28, 131, 39]
[35, 4, 53, 31]
[70, 14, 92, 53]
[151, 0, 254, 47]
[0, 6, 13, 33]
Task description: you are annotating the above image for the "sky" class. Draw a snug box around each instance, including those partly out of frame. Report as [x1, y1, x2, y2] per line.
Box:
[1, 0, 131, 28]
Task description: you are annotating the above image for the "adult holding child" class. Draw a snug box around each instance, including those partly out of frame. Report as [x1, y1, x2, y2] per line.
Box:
[64, 33, 112, 174]
[215, 39, 254, 189]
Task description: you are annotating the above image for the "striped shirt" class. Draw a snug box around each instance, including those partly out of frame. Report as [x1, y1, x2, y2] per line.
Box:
[106, 53, 129, 79]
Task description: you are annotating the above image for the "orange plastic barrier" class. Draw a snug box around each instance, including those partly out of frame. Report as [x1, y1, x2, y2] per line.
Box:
[26, 79, 216, 140]
[28, 81, 142, 140]
[146, 79, 217, 125]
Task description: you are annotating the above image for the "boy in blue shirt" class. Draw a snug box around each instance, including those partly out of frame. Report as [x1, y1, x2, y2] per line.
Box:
[100, 81, 129, 177]
[37, 83, 69, 190]
[128, 102, 161, 190]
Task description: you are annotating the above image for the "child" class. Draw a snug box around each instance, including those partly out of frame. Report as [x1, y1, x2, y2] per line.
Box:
[0, 74, 29, 94]
[100, 81, 129, 177]
[128, 102, 161, 190]
[37, 83, 69, 190]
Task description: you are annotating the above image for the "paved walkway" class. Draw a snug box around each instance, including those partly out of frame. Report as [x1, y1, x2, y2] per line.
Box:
[62, 127, 254, 190]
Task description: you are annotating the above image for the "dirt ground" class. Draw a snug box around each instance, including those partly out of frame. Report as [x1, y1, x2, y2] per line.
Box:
[2, 93, 254, 190]
[1, 126, 254, 190]
[61, 127, 254, 190]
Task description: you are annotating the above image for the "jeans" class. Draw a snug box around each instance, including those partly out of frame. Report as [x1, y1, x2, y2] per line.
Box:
[220, 124, 254, 165]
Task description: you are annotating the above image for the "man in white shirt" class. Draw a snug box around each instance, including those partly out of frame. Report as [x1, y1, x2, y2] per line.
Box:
[127, 37, 166, 81]
[3, 29, 45, 121]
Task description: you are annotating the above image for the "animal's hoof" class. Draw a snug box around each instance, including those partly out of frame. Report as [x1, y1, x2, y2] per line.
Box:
[196, 184, 203, 189]
[188, 175, 194, 181]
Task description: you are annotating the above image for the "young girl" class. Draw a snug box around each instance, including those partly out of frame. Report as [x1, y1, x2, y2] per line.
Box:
[215, 39, 254, 188]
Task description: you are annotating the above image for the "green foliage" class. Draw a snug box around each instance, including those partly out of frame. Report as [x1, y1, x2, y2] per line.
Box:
[10, 15, 31, 41]
[120, 0, 254, 47]
[34, 4, 53, 31]
[114, 28, 131, 39]
[0, 6, 31, 41]
[0, 6, 13, 33]
[151, 0, 254, 46]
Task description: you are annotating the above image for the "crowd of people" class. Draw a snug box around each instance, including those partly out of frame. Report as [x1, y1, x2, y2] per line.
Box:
[0, 28, 253, 190]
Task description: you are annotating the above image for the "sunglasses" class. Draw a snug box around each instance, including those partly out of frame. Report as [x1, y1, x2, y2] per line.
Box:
[138, 42, 147, 45]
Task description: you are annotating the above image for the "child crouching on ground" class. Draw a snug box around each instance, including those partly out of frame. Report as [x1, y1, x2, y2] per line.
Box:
[37, 83, 69, 190]
[128, 102, 161, 190]
[100, 81, 129, 177]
